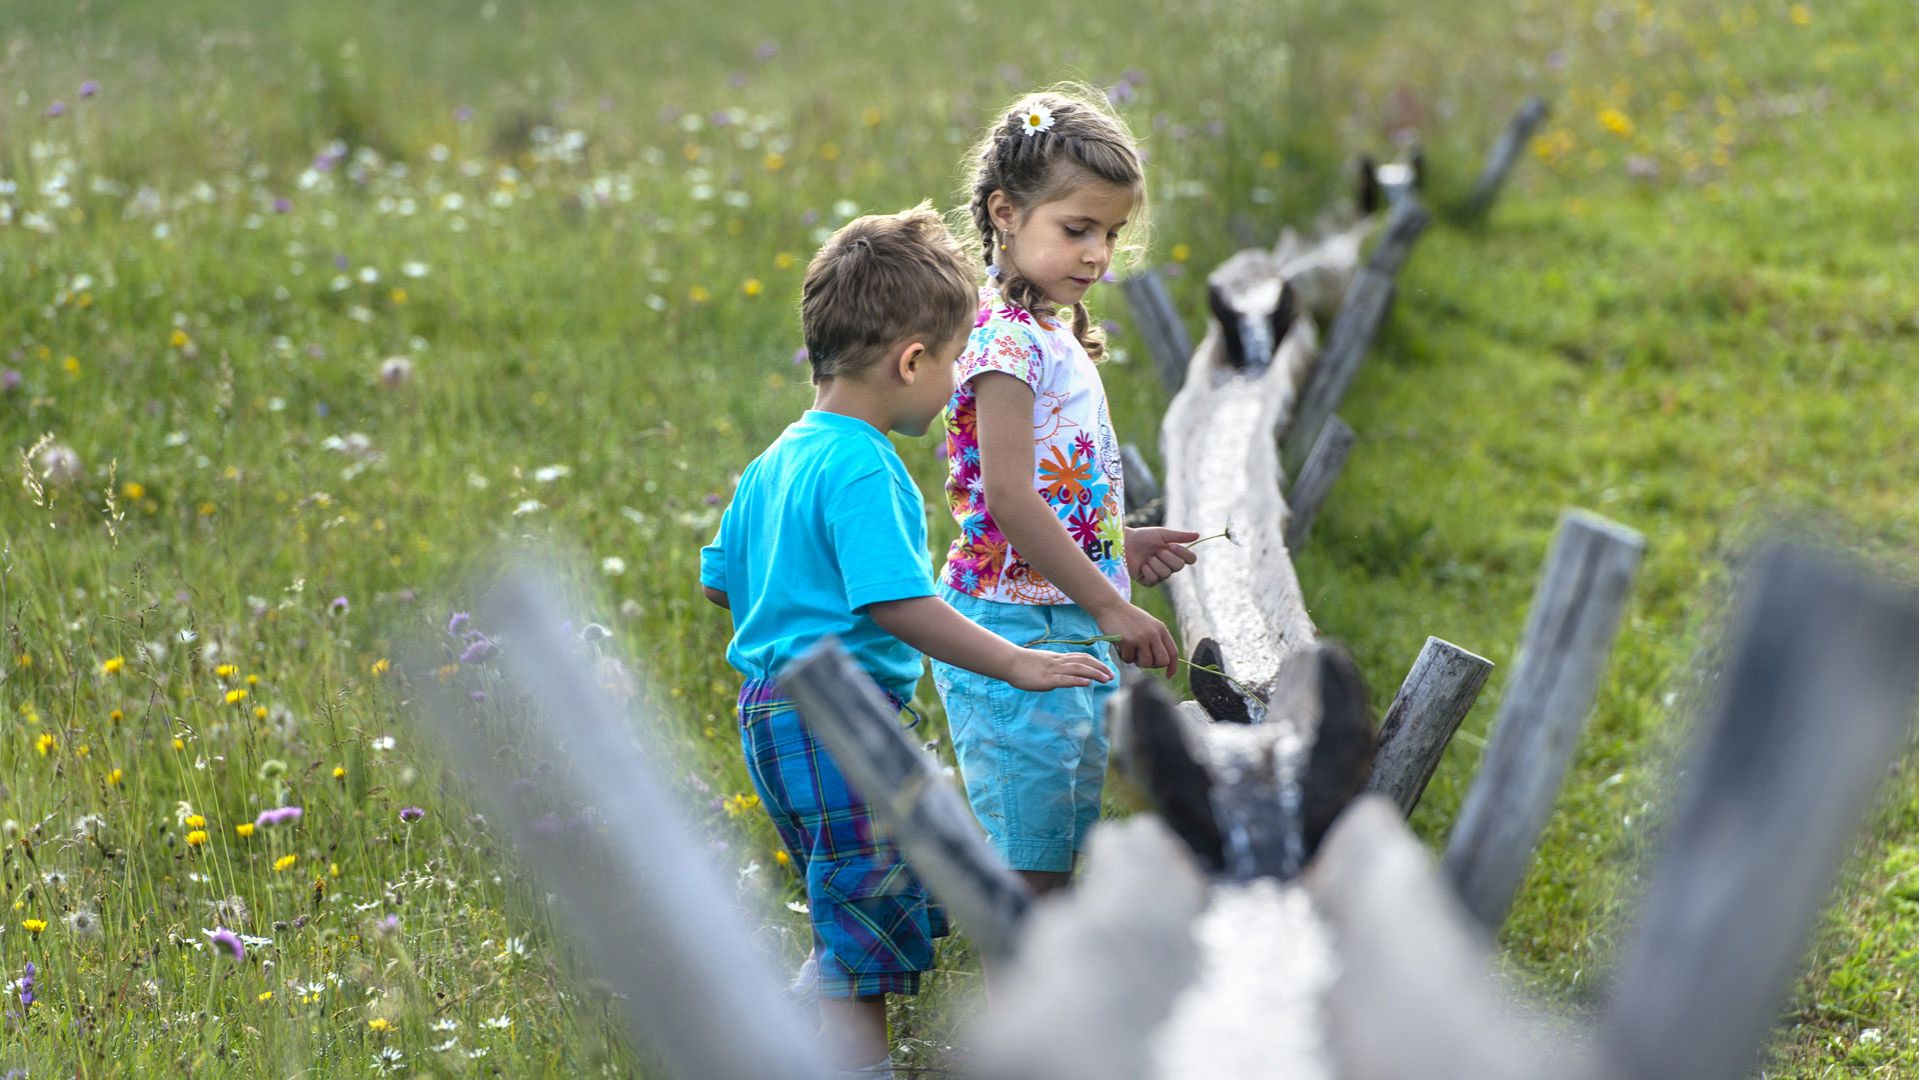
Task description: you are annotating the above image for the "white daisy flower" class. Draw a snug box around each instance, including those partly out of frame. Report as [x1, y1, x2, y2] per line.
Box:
[1020, 104, 1055, 135]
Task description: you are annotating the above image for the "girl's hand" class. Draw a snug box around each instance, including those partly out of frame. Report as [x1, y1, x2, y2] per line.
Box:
[1096, 603, 1181, 678]
[1125, 527, 1200, 587]
[1008, 648, 1114, 692]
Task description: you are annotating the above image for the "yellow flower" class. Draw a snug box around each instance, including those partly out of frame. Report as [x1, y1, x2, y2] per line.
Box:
[109, 709, 123, 723]
[1170, 243, 1191, 263]
[330, 862, 341, 878]
[688, 285, 711, 304]
[1259, 149, 1281, 170]
[102, 655, 125, 675]
[1789, 3, 1811, 25]
[246, 674, 259, 687]
[742, 279, 763, 298]
[254, 705, 268, 720]
[258, 991, 274, 1003]
[333, 766, 346, 780]
[235, 823, 255, 838]
[64, 356, 81, 375]
[370, 658, 392, 677]
[226, 688, 248, 705]
[763, 151, 786, 172]
[367, 1017, 391, 1033]
[1598, 107, 1635, 138]
[173, 738, 186, 751]
[215, 664, 238, 680]
[274, 854, 297, 872]
[15, 653, 30, 668]
[170, 328, 189, 348]
[774, 850, 791, 868]
[819, 142, 841, 162]
[185, 830, 208, 847]
[389, 287, 408, 304]
[436, 663, 459, 682]
[198, 501, 216, 516]
[774, 252, 797, 270]
[862, 106, 884, 128]
[186, 814, 206, 828]
[107, 767, 123, 786]
[35, 732, 56, 756]
[22, 919, 47, 934]
[722, 792, 761, 818]
[122, 480, 145, 500]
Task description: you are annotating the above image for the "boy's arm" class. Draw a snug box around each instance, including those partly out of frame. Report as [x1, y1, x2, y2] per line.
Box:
[973, 373, 1181, 676]
[866, 596, 1110, 691]
[701, 585, 730, 609]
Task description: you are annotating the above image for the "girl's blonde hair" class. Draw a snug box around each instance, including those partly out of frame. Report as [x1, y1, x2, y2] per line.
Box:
[959, 83, 1149, 361]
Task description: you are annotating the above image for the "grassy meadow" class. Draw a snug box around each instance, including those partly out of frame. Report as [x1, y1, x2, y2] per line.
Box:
[4, 0, 1917, 1074]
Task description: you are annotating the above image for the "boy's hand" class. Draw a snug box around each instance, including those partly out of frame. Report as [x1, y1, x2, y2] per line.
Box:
[1125, 527, 1200, 587]
[1096, 602, 1181, 679]
[1008, 648, 1114, 692]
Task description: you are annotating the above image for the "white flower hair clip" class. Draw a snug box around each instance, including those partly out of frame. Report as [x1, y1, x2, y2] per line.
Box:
[1019, 104, 1055, 136]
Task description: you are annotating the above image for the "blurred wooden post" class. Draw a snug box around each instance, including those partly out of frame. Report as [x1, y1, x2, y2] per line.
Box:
[1283, 200, 1430, 475]
[1121, 269, 1195, 392]
[1368, 637, 1494, 817]
[780, 638, 1031, 961]
[1442, 510, 1644, 929]
[1599, 543, 1919, 1080]
[1309, 797, 1602, 1080]
[1284, 414, 1356, 551]
[1120, 442, 1162, 513]
[1109, 677, 1225, 872]
[1464, 97, 1550, 221]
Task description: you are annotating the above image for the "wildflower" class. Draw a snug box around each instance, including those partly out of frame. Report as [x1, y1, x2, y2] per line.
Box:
[723, 792, 761, 818]
[774, 849, 791, 868]
[186, 814, 206, 828]
[389, 287, 407, 304]
[688, 285, 711, 304]
[107, 768, 123, 786]
[1789, 3, 1811, 24]
[399, 806, 425, 823]
[226, 688, 248, 705]
[46, 100, 67, 119]
[329, 596, 350, 615]
[447, 612, 470, 635]
[101, 655, 125, 675]
[742, 278, 763, 297]
[371, 735, 396, 751]
[602, 556, 627, 577]
[246, 673, 259, 686]
[333, 766, 347, 780]
[17, 961, 33, 1008]
[484, 1014, 512, 1030]
[1171, 243, 1191, 263]
[206, 926, 245, 961]
[370, 657, 392, 677]
[1019, 103, 1055, 135]
[368, 1017, 392, 1033]
[375, 914, 401, 937]
[80, 79, 100, 98]
[215, 663, 238, 680]
[254, 705, 269, 720]
[235, 823, 255, 838]
[170, 328, 190, 348]
[274, 854, 298, 872]
[35, 732, 56, 756]
[66, 909, 102, 942]
[258, 990, 274, 1002]
[373, 1047, 405, 1074]
[1599, 108, 1635, 138]
[22, 919, 47, 934]
[255, 806, 303, 828]
[379, 357, 413, 388]
[109, 709, 123, 722]
[459, 637, 494, 664]
[186, 830, 208, 847]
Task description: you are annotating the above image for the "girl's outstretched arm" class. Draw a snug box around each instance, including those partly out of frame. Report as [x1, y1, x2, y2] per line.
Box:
[972, 372, 1180, 676]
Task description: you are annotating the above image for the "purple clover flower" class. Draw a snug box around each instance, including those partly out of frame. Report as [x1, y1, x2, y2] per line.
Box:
[791, 346, 809, 367]
[329, 596, 349, 615]
[46, 101, 66, 119]
[458, 636, 494, 664]
[80, 80, 100, 99]
[2, 369, 21, 393]
[206, 927, 244, 961]
[273, 196, 292, 214]
[18, 961, 33, 1009]
[447, 611, 470, 635]
[754, 40, 779, 61]
[455, 105, 473, 123]
[376, 914, 402, 935]
[255, 806, 303, 829]
[399, 806, 425, 823]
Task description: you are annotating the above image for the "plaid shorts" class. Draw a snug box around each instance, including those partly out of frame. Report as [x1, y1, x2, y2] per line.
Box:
[738, 679, 949, 998]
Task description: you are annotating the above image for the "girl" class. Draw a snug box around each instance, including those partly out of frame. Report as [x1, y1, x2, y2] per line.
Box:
[931, 87, 1199, 896]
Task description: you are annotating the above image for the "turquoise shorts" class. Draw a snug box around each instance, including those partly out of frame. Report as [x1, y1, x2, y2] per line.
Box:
[929, 584, 1117, 873]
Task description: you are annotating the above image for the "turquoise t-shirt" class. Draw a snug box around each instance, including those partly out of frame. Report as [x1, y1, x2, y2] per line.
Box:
[700, 410, 935, 699]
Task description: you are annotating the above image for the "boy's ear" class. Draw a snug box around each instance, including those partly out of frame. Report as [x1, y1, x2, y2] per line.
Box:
[895, 341, 927, 385]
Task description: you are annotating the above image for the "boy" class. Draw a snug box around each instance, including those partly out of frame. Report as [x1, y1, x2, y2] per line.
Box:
[699, 204, 1111, 1077]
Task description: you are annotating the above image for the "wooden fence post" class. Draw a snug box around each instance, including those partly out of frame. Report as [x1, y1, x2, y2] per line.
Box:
[1464, 97, 1550, 221]
[1599, 543, 1919, 1080]
[1121, 442, 1163, 513]
[1442, 509, 1644, 929]
[1120, 268, 1196, 393]
[1367, 637, 1494, 817]
[1284, 414, 1356, 551]
[1282, 200, 1431, 474]
[779, 637, 1032, 961]
[413, 570, 837, 1080]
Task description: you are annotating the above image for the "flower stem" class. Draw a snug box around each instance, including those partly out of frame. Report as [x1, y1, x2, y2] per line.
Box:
[1187, 530, 1232, 546]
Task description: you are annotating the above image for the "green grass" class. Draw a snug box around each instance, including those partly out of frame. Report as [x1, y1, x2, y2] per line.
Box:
[2, 0, 1916, 1074]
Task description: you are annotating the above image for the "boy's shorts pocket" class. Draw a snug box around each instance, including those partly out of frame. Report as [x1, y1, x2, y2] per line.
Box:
[812, 852, 945, 978]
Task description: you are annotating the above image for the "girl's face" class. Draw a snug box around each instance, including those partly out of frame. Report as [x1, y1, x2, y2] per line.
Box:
[992, 176, 1137, 309]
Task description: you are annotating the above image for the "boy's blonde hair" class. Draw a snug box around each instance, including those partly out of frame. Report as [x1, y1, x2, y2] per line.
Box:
[800, 202, 978, 386]
[960, 83, 1149, 361]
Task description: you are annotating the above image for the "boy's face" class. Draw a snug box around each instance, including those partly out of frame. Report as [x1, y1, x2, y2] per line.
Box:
[896, 325, 969, 437]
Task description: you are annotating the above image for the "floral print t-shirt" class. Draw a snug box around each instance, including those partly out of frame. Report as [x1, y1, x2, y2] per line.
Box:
[941, 287, 1128, 606]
